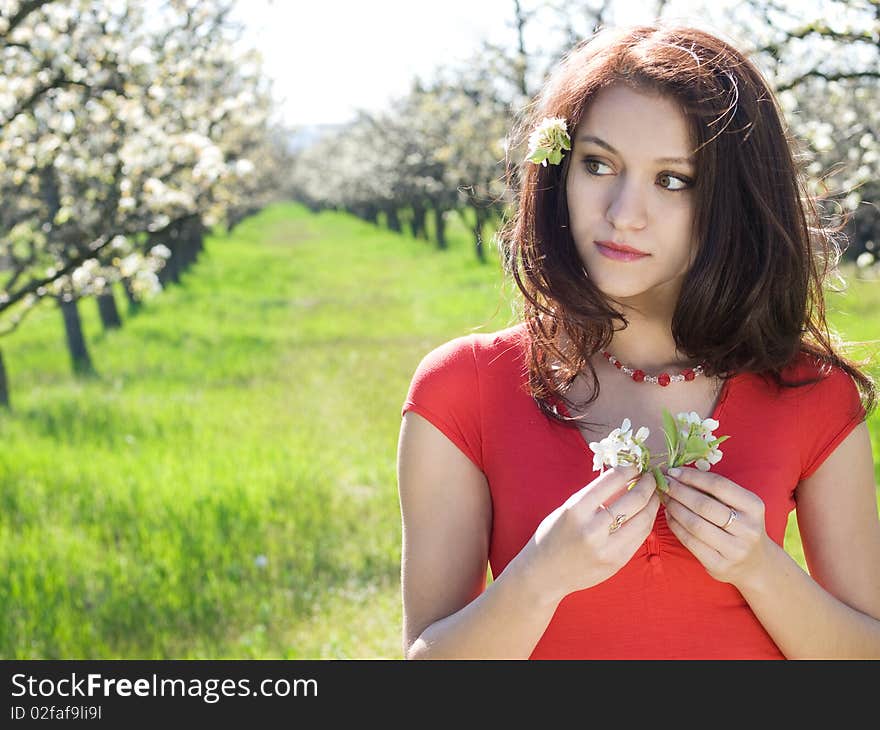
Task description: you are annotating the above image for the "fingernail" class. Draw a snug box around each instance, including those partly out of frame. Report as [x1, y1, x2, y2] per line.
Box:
[667, 468, 681, 477]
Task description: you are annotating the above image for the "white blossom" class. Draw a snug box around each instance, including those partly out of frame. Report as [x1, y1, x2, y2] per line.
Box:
[589, 418, 651, 474]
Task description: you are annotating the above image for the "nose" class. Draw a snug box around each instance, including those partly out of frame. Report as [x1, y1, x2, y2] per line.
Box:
[605, 176, 647, 231]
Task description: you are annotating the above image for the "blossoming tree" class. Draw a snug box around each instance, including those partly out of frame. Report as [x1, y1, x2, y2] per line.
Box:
[0, 0, 287, 403]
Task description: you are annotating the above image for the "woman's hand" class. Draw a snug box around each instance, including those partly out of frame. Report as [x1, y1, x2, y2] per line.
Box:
[663, 466, 774, 588]
[522, 464, 660, 604]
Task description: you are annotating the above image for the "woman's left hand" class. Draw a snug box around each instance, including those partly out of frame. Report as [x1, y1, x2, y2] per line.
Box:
[663, 466, 774, 588]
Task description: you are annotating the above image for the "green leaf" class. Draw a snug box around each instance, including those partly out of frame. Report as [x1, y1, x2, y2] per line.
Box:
[685, 434, 709, 454]
[661, 409, 678, 460]
[651, 465, 669, 494]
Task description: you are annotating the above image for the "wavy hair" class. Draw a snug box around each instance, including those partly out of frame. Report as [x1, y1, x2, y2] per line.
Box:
[497, 21, 876, 425]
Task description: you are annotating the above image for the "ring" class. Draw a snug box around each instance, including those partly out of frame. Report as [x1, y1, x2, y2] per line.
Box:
[600, 503, 627, 534]
[721, 508, 738, 530]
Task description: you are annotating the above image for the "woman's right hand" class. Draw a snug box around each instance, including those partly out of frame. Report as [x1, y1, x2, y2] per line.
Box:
[521, 465, 660, 604]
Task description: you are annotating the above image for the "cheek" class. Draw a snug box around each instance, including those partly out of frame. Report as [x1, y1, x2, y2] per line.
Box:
[566, 177, 600, 229]
[667, 207, 697, 262]
[565, 179, 580, 223]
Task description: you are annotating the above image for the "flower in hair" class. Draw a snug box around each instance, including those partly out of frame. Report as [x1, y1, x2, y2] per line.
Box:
[589, 409, 729, 494]
[526, 116, 571, 167]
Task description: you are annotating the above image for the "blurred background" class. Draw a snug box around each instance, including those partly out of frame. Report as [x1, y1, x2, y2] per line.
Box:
[0, 0, 877, 658]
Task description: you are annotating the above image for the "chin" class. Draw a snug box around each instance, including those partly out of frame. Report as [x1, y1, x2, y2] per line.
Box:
[584, 271, 652, 301]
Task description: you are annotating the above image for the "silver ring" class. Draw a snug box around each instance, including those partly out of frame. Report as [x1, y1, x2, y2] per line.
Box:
[600, 503, 627, 534]
[721, 508, 738, 530]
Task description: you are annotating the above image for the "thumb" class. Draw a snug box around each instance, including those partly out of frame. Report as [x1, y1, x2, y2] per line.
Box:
[569, 464, 641, 511]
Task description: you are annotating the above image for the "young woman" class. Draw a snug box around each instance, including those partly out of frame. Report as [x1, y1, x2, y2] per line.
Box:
[397, 22, 880, 659]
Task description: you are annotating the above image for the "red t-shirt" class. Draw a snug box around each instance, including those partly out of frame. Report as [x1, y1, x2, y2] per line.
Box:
[401, 322, 866, 659]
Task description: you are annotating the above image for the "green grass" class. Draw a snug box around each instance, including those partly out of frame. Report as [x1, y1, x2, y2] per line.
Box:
[0, 201, 876, 658]
[0, 202, 513, 659]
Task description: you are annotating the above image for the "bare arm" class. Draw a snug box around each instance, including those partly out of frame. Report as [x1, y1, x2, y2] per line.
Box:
[739, 422, 880, 658]
[664, 421, 880, 658]
[397, 412, 559, 659]
[397, 411, 660, 659]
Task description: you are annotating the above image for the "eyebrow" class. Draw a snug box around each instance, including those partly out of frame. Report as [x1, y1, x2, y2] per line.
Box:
[577, 134, 695, 166]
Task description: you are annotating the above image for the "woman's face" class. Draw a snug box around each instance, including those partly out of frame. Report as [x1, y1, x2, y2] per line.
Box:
[565, 83, 698, 310]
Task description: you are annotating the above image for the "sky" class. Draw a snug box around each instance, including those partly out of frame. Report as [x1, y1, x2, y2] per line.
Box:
[231, 0, 735, 130]
[232, 0, 513, 129]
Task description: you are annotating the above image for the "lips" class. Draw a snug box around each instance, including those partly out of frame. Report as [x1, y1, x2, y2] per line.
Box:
[594, 240, 650, 262]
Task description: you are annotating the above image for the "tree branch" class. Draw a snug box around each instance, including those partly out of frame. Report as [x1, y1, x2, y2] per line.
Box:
[1, 0, 53, 40]
[775, 69, 880, 93]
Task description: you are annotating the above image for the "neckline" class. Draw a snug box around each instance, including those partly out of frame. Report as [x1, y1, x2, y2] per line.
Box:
[554, 372, 738, 462]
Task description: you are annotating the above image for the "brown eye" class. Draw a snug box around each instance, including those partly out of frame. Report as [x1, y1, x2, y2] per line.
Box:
[659, 173, 691, 191]
[584, 158, 612, 175]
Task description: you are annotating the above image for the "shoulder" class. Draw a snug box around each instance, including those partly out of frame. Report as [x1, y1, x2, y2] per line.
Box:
[401, 323, 527, 471]
[402, 322, 528, 412]
[781, 351, 864, 411]
[734, 351, 864, 412]
[779, 352, 867, 481]
[410, 322, 528, 379]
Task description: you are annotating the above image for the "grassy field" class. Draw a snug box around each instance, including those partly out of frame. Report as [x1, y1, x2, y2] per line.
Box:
[0, 201, 877, 658]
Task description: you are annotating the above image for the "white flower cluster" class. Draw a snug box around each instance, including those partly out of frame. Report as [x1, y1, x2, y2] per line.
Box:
[589, 418, 651, 474]
[674, 411, 724, 471]
[526, 116, 571, 167]
[0, 0, 282, 330]
[46, 244, 169, 303]
[589, 409, 729, 487]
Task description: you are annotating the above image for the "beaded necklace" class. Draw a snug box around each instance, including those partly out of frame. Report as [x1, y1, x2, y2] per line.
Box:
[601, 349, 708, 387]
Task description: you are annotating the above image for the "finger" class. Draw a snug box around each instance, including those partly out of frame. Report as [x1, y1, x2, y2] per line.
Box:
[665, 466, 753, 512]
[665, 508, 725, 572]
[574, 464, 641, 512]
[603, 470, 658, 521]
[664, 495, 738, 550]
[611, 490, 661, 538]
[666, 477, 740, 532]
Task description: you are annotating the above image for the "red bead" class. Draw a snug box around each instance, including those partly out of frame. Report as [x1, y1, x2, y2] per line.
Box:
[614, 361, 623, 369]
[658, 373, 670, 386]
[682, 368, 695, 381]
[632, 369, 645, 382]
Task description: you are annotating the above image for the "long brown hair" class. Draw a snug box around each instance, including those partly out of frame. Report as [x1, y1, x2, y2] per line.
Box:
[497, 21, 876, 424]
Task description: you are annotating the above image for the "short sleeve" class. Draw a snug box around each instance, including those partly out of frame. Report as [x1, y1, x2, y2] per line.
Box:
[799, 366, 866, 480]
[401, 335, 484, 471]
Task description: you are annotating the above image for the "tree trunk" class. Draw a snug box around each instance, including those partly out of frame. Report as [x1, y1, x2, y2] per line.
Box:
[193, 216, 205, 256]
[159, 227, 181, 285]
[359, 204, 379, 224]
[472, 206, 486, 263]
[122, 277, 142, 315]
[410, 204, 427, 239]
[385, 207, 401, 232]
[0, 347, 10, 408]
[434, 208, 447, 250]
[513, 0, 530, 98]
[179, 235, 195, 272]
[180, 216, 204, 271]
[97, 289, 122, 331]
[60, 298, 94, 375]
[168, 225, 182, 283]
